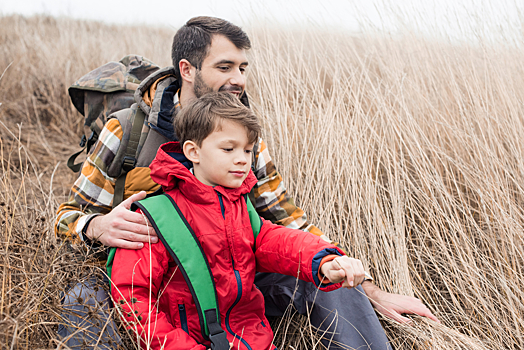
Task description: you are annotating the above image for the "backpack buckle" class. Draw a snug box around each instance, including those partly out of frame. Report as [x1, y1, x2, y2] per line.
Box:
[204, 309, 229, 350]
[79, 134, 87, 148]
[79, 132, 97, 149]
[122, 156, 137, 172]
[209, 330, 229, 350]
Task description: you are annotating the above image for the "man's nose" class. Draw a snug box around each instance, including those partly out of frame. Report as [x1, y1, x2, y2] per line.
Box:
[229, 68, 245, 87]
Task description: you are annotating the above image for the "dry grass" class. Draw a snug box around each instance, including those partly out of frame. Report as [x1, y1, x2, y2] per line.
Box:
[1, 12, 524, 349]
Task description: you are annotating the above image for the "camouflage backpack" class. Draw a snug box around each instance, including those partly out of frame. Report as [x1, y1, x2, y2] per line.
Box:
[68, 55, 160, 172]
[68, 55, 162, 206]
[68, 54, 254, 208]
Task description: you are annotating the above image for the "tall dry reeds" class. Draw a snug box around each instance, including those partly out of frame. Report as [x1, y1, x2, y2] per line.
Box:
[1, 13, 524, 350]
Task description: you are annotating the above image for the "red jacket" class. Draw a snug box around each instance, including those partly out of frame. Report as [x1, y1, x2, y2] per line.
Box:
[111, 142, 344, 350]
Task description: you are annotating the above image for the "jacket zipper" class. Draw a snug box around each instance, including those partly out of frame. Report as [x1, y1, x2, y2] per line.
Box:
[217, 192, 252, 350]
[178, 304, 189, 334]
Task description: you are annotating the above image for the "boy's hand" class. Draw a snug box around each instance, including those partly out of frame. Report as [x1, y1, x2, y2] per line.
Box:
[321, 256, 365, 288]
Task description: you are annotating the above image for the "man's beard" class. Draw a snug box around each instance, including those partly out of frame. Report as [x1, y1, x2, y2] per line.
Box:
[193, 70, 243, 98]
[193, 70, 213, 98]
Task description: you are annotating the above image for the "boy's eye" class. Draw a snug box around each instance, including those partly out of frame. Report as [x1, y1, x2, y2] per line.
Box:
[245, 149, 252, 154]
[223, 148, 233, 152]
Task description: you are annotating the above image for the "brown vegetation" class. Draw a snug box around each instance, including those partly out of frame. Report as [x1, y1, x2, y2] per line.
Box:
[1, 13, 524, 349]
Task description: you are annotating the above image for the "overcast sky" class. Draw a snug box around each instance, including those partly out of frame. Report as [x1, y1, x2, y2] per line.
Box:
[1, 0, 522, 43]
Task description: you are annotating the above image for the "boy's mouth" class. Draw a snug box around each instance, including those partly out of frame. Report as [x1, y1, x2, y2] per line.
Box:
[230, 171, 245, 177]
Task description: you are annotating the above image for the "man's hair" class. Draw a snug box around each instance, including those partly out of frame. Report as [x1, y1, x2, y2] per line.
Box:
[174, 92, 260, 147]
[171, 16, 251, 82]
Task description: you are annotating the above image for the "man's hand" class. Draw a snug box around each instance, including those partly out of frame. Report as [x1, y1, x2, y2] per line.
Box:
[85, 191, 158, 249]
[361, 281, 440, 324]
[320, 256, 365, 289]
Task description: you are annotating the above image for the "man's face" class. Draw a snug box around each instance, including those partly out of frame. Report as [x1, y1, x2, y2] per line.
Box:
[193, 35, 248, 98]
[193, 119, 254, 188]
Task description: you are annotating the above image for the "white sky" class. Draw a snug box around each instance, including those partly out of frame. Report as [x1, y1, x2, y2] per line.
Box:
[1, 0, 522, 43]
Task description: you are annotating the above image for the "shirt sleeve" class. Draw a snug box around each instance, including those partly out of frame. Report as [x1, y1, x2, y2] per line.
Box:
[54, 118, 122, 245]
[252, 137, 332, 243]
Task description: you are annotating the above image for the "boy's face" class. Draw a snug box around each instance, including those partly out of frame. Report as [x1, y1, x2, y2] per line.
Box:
[190, 119, 254, 188]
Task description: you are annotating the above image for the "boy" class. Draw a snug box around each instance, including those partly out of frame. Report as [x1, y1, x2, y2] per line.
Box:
[110, 92, 366, 350]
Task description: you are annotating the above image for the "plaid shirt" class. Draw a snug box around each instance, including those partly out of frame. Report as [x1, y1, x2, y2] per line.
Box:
[55, 116, 327, 246]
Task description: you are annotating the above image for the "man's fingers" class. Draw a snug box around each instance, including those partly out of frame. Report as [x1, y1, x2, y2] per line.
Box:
[390, 312, 412, 324]
[119, 190, 147, 210]
[408, 298, 441, 323]
[120, 210, 157, 235]
[123, 230, 158, 244]
[114, 221, 158, 243]
[110, 238, 146, 250]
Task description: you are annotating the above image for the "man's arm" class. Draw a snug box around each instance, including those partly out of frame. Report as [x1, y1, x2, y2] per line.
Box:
[361, 282, 440, 324]
[55, 118, 156, 249]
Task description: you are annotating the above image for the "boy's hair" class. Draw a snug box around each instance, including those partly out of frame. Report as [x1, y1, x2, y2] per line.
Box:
[171, 16, 251, 82]
[174, 92, 260, 147]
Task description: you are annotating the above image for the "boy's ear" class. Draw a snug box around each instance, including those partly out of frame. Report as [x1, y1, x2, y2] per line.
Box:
[179, 59, 196, 84]
[183, 140, 200, 164]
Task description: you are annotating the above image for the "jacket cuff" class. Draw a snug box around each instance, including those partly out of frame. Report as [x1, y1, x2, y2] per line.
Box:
[78, 214, 102, 248]
[311, 248, 344, 288]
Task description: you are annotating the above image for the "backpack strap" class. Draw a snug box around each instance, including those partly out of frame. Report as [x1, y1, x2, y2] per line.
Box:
[244, 194, 261, 241]
[113, 107, 146, 208]
[67, 131, 98, 172]
[108, 194, 229, 349]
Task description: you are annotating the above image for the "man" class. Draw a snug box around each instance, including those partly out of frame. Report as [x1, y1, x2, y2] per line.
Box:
[56, 16, 438, 350]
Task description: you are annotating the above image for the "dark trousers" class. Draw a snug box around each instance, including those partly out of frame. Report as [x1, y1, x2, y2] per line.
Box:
[255, 273, 391, 350]
[59, 274, 391, 349]
[58, 276, 121, 349]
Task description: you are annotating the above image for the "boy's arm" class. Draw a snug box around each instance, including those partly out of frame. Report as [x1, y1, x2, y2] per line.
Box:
[252, 140, 440, 324]
[254, 219, 345, 292]
[111, 240, 206, 350]
[55, 118, 156, 249]
[252, 138, 331, 244]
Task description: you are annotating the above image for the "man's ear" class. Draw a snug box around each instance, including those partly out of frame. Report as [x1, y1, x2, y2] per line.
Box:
[179, 59, 195, 84]
[183, 140, 200, 164]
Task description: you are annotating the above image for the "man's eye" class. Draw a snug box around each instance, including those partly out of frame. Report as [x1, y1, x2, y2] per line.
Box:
[218, 66, 230, 71]
[240, 67, 246, 73]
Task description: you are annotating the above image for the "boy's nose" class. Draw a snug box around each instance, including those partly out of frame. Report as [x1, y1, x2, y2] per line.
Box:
[234, 152, 248, 165]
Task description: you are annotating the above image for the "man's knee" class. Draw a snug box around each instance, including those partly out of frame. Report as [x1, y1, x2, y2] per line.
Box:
[58, 277, 121, 349]
[256, 273, 311, 316]
[62, 279, 110, 310]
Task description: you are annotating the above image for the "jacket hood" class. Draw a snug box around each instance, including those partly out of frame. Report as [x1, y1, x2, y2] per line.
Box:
[150, 142, 257, 204]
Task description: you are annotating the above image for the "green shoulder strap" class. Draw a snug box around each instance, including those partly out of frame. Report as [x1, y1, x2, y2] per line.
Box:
[244, 193, 261, 240]
[107, 194, 229, 349]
